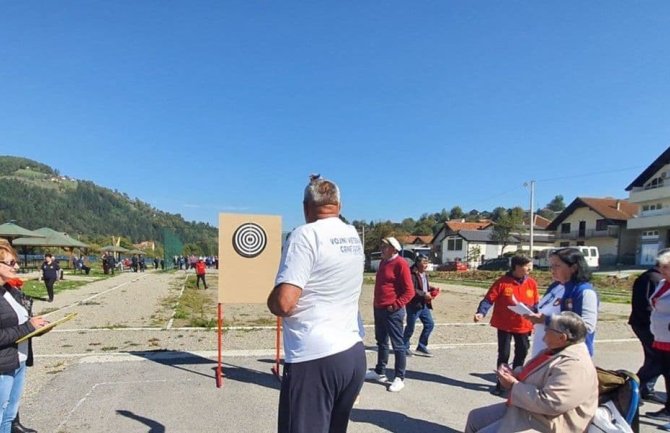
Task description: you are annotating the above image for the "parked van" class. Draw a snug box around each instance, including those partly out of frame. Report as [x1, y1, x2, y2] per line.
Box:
[369, 249, 433, 271]
[534, 246, 600, 270]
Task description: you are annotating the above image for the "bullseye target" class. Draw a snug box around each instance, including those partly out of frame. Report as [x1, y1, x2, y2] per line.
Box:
[232, 223, 267, 258]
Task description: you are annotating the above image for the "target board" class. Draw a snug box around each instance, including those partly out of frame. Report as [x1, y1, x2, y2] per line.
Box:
[218, 214, 281, 304]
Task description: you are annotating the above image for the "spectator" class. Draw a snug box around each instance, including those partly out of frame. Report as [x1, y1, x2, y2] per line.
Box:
[365, 237, 414, 393]
[403, 254, 437, 357]
[474, 255, 538, 395]
[630, 255, 664, 403]
[40, 254, 59, 302]
[526, 248, 598, 357]
[0, 242, 49, 433]
[267, 175, 365, 433]
[465, 311, 598, 433]
[195, 259, 207, 289]
[643, 249, 670, 421]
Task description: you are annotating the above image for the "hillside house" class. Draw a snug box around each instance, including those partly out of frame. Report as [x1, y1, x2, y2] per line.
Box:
[626, 146, 670, 265]
[546, 197, 638, 266]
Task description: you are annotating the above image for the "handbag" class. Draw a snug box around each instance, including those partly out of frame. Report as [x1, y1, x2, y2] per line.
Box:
[587, 400, 633, 433]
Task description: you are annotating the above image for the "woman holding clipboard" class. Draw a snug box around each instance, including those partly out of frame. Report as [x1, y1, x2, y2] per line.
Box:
[0, 242, 49, 433]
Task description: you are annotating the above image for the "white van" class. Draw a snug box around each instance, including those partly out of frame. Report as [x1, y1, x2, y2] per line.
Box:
[369, 249, 431, 271]
[534, 246, 599, 270]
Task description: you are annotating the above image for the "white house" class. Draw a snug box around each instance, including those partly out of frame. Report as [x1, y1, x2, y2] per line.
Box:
[626, 146, 670, 265]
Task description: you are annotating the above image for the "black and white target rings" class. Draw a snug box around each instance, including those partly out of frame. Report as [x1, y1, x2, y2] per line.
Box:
[232, 223, 267, 258]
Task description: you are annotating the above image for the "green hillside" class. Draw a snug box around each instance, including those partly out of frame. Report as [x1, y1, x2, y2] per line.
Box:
[0, 156, 217, 255]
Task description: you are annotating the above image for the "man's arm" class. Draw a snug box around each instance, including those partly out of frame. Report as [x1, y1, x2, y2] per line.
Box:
[267, 283, 302, 317]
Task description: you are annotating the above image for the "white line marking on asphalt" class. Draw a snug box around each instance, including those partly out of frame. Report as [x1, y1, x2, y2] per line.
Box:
[54, 379, 170, 433]
[166, 273, 190, 330]
[34, 338, 638, 362]
[42, 274, 150, 319]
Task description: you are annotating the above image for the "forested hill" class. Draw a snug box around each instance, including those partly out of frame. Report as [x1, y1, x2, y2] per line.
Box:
[0, 156, 217, 255]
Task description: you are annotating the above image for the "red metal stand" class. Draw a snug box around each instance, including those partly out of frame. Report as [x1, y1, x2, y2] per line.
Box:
[216, 302, 223, 388]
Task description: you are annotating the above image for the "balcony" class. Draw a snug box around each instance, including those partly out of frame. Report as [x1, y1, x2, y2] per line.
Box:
[628, 213, 670, 230]
[555, 228, 619, 240]
[628, 185, 670, 203]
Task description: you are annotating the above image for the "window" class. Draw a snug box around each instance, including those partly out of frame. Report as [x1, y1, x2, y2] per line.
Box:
[645, 177, 664, 190]
[561, 223, 571, 234]
[447, 238, 463, 251]
[595, 219, 608, 231]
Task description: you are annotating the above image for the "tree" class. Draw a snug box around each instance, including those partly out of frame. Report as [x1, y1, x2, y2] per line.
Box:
[491, 211, 525, 256]
[490, 207, 507, 222]
[466, 245, 482, 265]
[546, 195, 566, 212]
[449, 206, 464, 220]
[466, 209, 480, 221]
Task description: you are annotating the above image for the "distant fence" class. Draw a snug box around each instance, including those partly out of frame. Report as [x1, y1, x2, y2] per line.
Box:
[162, 229, 183, 270]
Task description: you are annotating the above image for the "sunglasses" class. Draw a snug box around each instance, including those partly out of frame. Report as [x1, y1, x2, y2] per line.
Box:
[0, 260, 17, 267]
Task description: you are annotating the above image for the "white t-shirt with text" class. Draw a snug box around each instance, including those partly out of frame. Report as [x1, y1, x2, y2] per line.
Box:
[274, 217, 364, 363]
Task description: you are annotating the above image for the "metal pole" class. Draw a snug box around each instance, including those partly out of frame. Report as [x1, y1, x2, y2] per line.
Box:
[529, 180, 535, 257]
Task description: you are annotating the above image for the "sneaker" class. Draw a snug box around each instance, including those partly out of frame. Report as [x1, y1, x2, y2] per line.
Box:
[405, 349, 414, 357]
[416, 347, 433, 357]
[388, 377, 405, 392]
[646, 408, 670, 420]
[364, 370, 389, 383]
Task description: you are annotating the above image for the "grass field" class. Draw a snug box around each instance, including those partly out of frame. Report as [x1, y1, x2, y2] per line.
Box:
[366, 269, 637, 304]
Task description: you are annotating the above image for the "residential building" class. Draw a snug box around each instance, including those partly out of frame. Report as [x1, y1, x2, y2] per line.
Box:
[626, 146, 670, 265]
[546, 197, 638, 266]
[431, 219, 492, 264]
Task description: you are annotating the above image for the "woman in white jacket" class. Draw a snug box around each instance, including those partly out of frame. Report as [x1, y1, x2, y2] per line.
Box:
[644, 249, 670, 420]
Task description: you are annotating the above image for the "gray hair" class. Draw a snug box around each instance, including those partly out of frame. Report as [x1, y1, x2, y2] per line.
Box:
[548, 311, 587, 344]
[303, 174, 340, 206]
[657, 248, 670, 266]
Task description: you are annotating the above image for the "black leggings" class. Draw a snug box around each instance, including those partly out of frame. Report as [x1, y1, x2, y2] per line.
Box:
[44, 278, 56, 301]
[496, 329, 530, 369]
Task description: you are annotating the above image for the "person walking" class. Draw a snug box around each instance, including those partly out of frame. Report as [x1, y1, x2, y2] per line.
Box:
[267, 175, 365, 433]
[365, 236, 414, 393]
[403, 254, 438, 357]
[474, 255, 538, 395]
[195, 258, 207, 289]
[40, 254, 59, 303]
[630, 256, 665, 403]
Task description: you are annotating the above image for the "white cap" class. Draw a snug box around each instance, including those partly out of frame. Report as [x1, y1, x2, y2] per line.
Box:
[382, 237, 402, 252]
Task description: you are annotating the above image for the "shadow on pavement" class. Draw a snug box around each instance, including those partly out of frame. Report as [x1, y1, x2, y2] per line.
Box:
[404, 369, 491, 393]
[470, 372, 497, 384]
[116, 409, 165, 433]
[128, 350, 215, 380]
[351, 408, 460, 433]
[222, 362, 281, 390]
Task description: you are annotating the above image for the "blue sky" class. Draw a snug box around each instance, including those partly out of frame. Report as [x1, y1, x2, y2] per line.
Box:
[1, 1, 669, 231]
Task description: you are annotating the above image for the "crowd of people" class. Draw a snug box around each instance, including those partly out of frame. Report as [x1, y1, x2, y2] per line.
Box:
[265, 174, 654, 433]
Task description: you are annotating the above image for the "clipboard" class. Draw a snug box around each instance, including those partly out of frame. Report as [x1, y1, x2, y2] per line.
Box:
[507, 303, 533, 316]
[16, 312, 78, 343]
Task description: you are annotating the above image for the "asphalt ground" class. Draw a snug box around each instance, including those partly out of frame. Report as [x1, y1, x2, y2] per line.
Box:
[14, 270, 666, 433]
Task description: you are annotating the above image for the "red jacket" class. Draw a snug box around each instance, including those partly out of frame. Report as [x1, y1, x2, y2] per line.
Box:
[480, 274, 538, 333]
[373, 256, 414, 309]
[195, 262, 206, 276]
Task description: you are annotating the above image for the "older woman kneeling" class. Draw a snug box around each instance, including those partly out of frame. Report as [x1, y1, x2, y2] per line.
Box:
[465, 311, 598, 433]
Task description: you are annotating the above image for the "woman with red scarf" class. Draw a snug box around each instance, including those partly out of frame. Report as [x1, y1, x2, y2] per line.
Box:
[0, 242, 48, 433]
[464, 311, 598, 433]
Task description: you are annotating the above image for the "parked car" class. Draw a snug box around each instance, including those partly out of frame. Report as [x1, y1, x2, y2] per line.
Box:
[437, 261, 469, 272]
[477, 257, 511, 271]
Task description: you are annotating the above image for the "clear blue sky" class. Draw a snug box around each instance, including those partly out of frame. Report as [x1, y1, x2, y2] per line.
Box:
[1, 1, 669, 231]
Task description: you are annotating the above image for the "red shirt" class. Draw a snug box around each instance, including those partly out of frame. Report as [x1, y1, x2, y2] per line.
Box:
[373, 256, 414, 309]
[195, 261, 206, 275]
[485, 274, 538, 334]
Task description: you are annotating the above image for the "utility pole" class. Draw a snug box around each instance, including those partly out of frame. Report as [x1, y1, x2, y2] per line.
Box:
[525, 180, 535, 257]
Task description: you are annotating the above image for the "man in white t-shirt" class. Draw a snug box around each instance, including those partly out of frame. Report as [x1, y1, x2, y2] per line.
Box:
[267, 175, 366, 433]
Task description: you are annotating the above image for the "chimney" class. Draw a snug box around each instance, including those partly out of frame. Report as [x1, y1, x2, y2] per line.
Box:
[616, 200, 621, 211]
